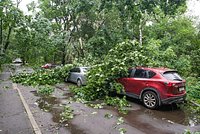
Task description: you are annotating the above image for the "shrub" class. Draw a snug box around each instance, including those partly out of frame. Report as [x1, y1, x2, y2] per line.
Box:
[186, 77, 200, 102]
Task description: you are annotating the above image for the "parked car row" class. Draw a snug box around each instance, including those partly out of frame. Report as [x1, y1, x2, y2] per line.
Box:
[66, 66, 186, 109]
[14, 59, 186, 109]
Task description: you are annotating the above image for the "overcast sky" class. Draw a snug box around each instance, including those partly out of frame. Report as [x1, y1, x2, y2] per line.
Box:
[18, 0, 38, 14]
[18, 0, 200, 18]
[187, 0, 200, 18]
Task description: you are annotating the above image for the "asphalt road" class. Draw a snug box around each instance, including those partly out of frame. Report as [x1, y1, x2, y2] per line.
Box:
[0, 68, 33, 134]
[0, 66, 200, 134]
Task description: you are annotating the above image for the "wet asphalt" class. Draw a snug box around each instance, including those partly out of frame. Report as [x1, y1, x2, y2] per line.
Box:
[0, 66, 200, 134]
[0, 68, 33, 134]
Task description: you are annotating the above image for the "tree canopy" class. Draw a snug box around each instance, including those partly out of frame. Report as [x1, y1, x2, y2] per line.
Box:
[0, 0, 199, 76]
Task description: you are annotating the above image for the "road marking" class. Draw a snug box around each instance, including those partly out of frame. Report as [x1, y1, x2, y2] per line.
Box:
[10, 69, 42, 134]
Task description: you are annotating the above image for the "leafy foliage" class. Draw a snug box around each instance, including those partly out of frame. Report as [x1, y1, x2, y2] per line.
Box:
[60, 106, 74, 123]
[183, 77, 200, 115]
[37, 85, 54, 96]
[190, 33, 200, 77]
[12, 64, 73, 86]
[73, 37, 194, 102]
[105, 96, 130, 114]
[144, 17, 196, 76]
[72, 40, 146, 101]
[186, 77, 200, 101]
[2, 0, 200, 116]
[184, 130, 200, 134]
[118, 128, 127, 134]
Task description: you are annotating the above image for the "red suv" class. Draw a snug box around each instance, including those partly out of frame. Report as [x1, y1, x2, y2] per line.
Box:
[118, 67, 186, 109]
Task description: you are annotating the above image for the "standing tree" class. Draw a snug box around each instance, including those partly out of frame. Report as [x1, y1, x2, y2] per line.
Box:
[0, 0, 23, 56]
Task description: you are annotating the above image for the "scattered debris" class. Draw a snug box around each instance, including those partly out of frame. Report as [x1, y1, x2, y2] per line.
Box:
[104, 113, 113, 119]
[3, 86, 9, 89]
[117, 117, 124, 125]
[91, 111, 98, 115]
[119, 128, 127, 134]
[60, 106, 74, 123]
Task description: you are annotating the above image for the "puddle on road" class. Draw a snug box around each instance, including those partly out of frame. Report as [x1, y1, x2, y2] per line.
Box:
[33, 90, 200, 131]
[123, 103, 200, 127]
[50, 107, 86, 134]
[36, 96, 59, 112]
[34, 92, 87, 134]
[158, 104, 200, 126]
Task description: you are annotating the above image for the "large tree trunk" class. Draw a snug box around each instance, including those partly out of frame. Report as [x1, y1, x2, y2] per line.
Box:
[0, 19, 2, 46]
[61, 44, 66, 65]
[0, 18, 3, 55]
[3, 26, 12, 53]
[79, 37, 84, 58]
[139, 18, 143, 45]
[2, 0, 21, 54]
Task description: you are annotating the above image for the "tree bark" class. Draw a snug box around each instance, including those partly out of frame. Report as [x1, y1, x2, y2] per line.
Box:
[139, 22, 142, 45]
[3, 26, 12, 53]
[0, 18, 2, 54]
[61, 44, 66, 65]
[79, 37, 84, 58]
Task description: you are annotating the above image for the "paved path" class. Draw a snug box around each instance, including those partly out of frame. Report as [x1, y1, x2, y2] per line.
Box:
[0, 68, 34, 134]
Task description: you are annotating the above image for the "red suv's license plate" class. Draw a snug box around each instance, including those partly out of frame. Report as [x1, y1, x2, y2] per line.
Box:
[179, 87, 185, 92]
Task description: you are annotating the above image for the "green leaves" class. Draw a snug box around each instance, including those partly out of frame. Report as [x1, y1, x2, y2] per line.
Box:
[11, 64, 73, 86]
[105, 96, 130, 114]
[60, 106, 74, 123]
[187, 77, 200, 100]
[72, 40, 145, 108]
[37, 85, 54, 96]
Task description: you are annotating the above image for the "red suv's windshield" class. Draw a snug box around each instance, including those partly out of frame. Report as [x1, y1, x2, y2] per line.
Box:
[163, 71, 183, 81]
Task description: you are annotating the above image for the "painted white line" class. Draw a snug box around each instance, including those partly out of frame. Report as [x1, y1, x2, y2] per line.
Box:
[10, 70, 42, 134]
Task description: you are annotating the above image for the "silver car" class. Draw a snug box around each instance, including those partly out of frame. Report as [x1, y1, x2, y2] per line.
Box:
[66, 67, 90, 86]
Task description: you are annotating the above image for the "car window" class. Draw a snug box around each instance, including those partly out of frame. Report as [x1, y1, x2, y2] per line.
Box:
[129, 69, 155, 78]
[133, 69, 148, 78]
[163, 71, 182, 81]
[75, 68, 80, 73]
[129, 69, 136, 77]
[70, 68, 80, 73]
[148, 70, 156, 78]
[70, 68, 76, 72]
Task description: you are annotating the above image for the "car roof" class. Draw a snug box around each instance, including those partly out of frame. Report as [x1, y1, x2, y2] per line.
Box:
[13, 58, 22, 62]
[70, 67, 89, 70]
[80, 66, 89, 68]
[77, 67, 89, 69]
[134, 67, 176, 73]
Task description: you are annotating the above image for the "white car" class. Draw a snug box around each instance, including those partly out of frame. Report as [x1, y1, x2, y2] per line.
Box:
[13, 58, 22, 63]
[66, 67, 90, 86]
[12, 58, 22, 66]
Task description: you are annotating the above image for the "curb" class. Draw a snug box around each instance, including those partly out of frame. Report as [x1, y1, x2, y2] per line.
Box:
[10, 70, 42, 134]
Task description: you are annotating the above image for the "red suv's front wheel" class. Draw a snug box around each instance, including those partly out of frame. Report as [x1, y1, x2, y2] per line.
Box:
[142, 91, 159, 109]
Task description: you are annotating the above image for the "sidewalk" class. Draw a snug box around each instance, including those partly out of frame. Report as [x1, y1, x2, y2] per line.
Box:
[0, 68, 33, 134]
